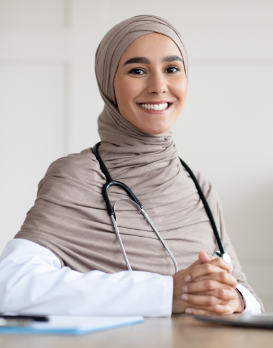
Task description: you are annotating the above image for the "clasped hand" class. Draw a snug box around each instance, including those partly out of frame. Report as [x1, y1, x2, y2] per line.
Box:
[172, 252, 243, 315]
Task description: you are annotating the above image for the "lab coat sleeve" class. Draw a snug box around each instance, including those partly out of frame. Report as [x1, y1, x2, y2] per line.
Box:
[0, 239, 173, 317]
[237, 284, 262, 314]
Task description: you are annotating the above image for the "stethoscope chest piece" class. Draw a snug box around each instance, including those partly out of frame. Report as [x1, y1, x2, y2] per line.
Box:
[212, 251, 233, 273]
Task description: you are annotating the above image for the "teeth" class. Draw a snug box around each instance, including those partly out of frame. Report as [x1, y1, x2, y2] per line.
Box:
[140, 103, 169, 110]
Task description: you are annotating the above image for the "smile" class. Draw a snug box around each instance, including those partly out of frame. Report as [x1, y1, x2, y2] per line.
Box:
[139, 102, 169, 111]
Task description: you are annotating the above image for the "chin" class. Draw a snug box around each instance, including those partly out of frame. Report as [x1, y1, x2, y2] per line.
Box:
[138, 116, 175, 135]
[140, 123, 172, 135]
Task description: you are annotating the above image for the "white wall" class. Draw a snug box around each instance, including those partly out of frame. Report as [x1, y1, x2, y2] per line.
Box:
[0, 0, 272, 310]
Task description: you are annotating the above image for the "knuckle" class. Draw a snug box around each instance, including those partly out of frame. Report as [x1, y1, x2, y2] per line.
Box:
[229, 274, 236, 283]
[220, 272, 227, 281]
[217, 258, 225, 267]
[204, 264, 211, 272]
[205, 280, 213, 290]
[227, 286, 234, 293]
[217, 288, 225, 297]
[214, 258, 221, 265]
[191, 271, 197, 280]
[206, 297, 214, 306]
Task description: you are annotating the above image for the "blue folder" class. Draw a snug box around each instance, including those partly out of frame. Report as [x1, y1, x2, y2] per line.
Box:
[0, 315, 144, 335]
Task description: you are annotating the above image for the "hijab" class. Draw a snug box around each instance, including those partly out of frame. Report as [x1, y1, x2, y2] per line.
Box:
[15, 16, 258, 302]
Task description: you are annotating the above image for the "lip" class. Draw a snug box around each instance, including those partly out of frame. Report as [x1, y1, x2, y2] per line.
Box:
[139, 100, 170, 104]
[137, 101, 172, 114]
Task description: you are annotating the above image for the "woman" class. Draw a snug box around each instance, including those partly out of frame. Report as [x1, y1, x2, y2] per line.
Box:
[0, 15, 263, 316]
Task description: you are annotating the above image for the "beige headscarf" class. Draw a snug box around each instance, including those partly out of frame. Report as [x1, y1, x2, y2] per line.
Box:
[15, 15, 261, 306]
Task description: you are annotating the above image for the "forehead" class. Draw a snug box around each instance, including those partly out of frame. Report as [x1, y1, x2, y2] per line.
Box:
[118, 33, 183, 64]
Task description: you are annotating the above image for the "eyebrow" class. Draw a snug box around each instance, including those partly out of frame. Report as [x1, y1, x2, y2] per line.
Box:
[163, 55, 183, 63]
[123, 57, 150, 65]
[123, 55, 183, 66]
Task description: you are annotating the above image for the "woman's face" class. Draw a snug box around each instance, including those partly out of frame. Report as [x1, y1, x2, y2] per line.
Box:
[114, 33, 187, 135]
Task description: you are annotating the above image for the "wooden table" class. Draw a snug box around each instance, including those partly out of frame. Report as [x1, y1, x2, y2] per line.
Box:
[1, 316, 273, 348]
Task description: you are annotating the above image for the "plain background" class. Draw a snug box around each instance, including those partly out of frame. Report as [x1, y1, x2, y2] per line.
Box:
[0, 0, 272, 310]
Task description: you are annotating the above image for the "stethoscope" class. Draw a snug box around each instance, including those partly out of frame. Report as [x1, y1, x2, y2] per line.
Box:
[92, 142, 233, 273]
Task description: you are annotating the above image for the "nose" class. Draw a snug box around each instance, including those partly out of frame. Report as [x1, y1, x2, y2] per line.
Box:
[147, 71, 167, 95]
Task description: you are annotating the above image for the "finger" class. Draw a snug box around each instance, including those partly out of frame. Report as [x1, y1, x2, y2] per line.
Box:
[193, 272, 237, 288]
[184, 259, 231, 283]
[184, 263, 225, 282]
[183, 280, 234, 294]
[185, 304, 233, 316]
[181, 293, 228, 307]
[185, 308, 214, 316]
[191, 259, 200, 267]
[198, 251, 210, 264]
[194, 288, 237, 301]
[208, 257, 232, 273]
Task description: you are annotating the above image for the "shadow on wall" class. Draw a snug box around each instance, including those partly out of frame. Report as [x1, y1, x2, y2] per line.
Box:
[225, 181, 273, 311]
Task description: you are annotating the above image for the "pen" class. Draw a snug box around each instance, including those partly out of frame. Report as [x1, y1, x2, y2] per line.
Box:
[0, 314, 49, 322]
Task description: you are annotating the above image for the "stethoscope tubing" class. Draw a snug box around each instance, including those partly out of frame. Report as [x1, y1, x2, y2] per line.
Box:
[93, 143, 143, 218]
[102, 181, 142, 218]
[92, 141, 227, 272]
[111, 198, 179, 273]
[179, 158, 225, 255]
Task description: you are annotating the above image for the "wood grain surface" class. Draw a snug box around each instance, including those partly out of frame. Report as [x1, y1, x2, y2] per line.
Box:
[1, 316, 273, 348]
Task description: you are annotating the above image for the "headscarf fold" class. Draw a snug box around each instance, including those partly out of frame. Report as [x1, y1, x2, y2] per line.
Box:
[15, 15, 260, 305]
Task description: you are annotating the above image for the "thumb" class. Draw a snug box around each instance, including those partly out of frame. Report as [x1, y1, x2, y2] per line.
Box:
[198, 251, 210, 264]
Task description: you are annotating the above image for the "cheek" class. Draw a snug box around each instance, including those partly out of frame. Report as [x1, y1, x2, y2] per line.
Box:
[115, 76, 144, 111]
[171, 79, 188, 108]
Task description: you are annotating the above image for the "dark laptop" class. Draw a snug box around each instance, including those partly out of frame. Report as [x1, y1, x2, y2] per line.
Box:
[194, 314, 273, 329]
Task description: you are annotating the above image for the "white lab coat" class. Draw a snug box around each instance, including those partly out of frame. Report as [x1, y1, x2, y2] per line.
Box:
[0, 239, 261, 316]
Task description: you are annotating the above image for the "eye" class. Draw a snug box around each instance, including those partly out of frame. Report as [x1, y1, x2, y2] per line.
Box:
[129, 68, 145, 75]
[165, 66, 180, 74]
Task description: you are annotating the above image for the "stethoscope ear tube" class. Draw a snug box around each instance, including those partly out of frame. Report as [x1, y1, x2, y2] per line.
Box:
[93, 142, 113, 183]
[93, 142, 143, 217]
